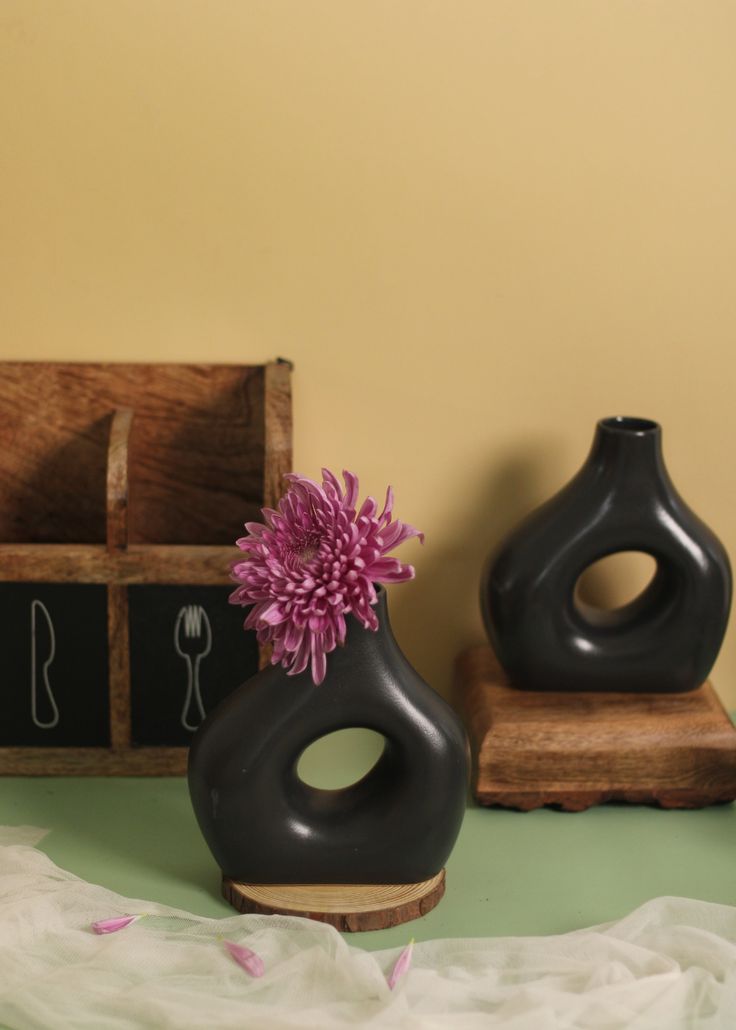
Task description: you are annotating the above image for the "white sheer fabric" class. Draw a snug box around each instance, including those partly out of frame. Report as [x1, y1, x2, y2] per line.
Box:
[0, 827, 734, 1029]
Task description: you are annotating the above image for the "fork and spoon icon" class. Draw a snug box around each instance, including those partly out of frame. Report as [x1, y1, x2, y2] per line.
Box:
[30, 600, 213, 734]
[174, 605, 212, 732]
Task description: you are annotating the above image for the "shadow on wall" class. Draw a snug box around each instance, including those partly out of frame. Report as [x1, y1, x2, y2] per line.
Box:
[388, 443, 559, 697]
[576, 551, 659, 611]
[388, 439, 671, 698]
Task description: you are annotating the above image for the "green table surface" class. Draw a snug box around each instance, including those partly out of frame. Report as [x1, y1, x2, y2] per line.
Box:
[1, 773, 735, 953]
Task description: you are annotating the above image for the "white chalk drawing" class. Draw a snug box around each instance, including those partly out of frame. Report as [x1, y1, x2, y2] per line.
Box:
[31, 600, 59, 729]
[174, 605, 212, 732]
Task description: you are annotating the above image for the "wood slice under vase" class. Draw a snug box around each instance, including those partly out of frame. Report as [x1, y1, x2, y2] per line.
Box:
[222, 870, 446, 932]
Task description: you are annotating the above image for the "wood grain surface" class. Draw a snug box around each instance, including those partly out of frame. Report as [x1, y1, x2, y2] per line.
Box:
[0, 363, 268, 545]
[454, 645, 736, 811]
[222, 870, 446, 932]
[0, 543, 237, 583]
[0, 360, 293, 774]
[0, 746, 188, 775]
[263, 359, 293, 510]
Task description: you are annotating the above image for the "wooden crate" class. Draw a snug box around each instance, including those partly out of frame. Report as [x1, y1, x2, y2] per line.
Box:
[0, 361, 292, 774]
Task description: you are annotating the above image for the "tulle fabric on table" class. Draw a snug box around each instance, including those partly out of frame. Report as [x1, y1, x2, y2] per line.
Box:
[0, 827, 734, 1029]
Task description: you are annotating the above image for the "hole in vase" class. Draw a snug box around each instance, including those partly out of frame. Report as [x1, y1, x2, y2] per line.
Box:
[574, 551, 658, 617]
[296, 728, 386, 790]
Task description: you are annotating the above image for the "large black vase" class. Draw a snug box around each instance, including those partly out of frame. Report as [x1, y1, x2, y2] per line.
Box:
[188, 588, 468, 884]
[481, 417, 732, 693]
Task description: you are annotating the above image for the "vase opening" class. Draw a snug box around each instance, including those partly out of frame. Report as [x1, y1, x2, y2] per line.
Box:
[296, 727, 386, 791]
[574, 550, 659, 626]
[600, 416, 659, 434]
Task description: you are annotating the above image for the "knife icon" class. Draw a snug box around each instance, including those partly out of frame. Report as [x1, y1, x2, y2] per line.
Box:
[31, 600, 59, 729]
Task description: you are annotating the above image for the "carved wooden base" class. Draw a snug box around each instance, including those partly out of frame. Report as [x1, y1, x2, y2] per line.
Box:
[454, 646, 736, 811]
[222, 870, 446, 931]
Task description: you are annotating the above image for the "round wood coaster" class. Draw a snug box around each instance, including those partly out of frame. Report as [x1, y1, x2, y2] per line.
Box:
[222, 869, 446, 932]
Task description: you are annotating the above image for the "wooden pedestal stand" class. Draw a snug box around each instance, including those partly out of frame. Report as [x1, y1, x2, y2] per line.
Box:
[454, 646, 736, 811]
[222, 871, 446, 932]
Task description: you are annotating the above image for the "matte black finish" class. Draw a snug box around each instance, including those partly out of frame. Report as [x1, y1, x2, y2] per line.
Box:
[481, 417, 732, 693]
[188, 589, 469, 884]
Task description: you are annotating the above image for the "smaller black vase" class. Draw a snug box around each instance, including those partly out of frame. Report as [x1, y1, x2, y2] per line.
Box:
[481, 417, 732, 693]
[188, 588, 468, 884]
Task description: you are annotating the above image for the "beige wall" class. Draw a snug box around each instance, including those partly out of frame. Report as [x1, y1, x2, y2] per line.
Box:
[3, 1, 735, 704]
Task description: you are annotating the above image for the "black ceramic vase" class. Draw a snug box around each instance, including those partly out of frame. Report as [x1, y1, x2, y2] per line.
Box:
[481, 417, 732, 694]
[188, 587, 468, 884]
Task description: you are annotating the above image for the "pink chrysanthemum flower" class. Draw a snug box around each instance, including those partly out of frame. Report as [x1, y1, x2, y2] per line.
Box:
[229, 469, 423, 685]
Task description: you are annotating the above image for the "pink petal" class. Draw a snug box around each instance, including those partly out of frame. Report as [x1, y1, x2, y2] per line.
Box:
[342, 469, 360, 509]
[224, 940, 265, 978]
[91, 915, 141, 935]
[367, 558, 416, 584]
[260, 602, 288, 626]
[334, 611, 347, 644]
[322, 621, 337, 651]
[310, 636, 327, 685]
[387, 939, 414, 990]
[284, 620, 305, 652]
[378, 520, 425, 551]
[289, 631, 312, 675]
[378, 484, 394, 523]
[243, 522, 269, 538]
[357, 496, 377, 521]
[284, 473, 324, 504]
[366, 557, 402, 577]
[321, 467, 343, 499]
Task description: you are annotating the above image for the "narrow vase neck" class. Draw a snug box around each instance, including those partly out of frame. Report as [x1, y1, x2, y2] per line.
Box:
[585, 416, 668, 480]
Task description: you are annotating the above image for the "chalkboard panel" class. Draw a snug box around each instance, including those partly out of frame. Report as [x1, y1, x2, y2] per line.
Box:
[128, 586, 259, 747]
[0, 583, 110, 747]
